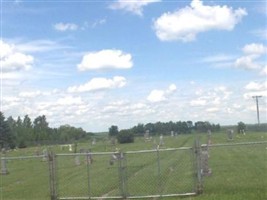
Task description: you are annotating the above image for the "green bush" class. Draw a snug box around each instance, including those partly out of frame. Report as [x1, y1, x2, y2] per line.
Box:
[117, 129, 134, 144]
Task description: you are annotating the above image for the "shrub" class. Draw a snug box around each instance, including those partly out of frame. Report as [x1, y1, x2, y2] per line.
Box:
[117, 129, 134, 144]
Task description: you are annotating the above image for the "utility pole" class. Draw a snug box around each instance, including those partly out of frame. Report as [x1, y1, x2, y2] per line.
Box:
[252, 96, 262, 125]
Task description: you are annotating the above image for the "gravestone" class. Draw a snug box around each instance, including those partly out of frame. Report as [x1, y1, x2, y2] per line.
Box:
[227, 129, 234, 140]
[109, 149, 123, 165]
[171, 131, 174, 137]
[207, 130, 212, 146]
[159, 134, 164, 146]
[86, 149, 93, 165]
[144, 130, 150, 142]
[201, 145, 212, 176]
[1, 148, 8, 175]
[69, 144, 73, 152]
[42, 149, 48, 162]
[92, 138, 96, 145]
[110, 137, 116, 146]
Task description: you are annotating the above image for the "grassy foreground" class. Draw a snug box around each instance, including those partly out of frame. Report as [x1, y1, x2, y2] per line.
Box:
[0, 131, 266, 200]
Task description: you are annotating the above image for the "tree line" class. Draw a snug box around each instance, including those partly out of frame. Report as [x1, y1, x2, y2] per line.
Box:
[109, 121, 221, 143]
[0, 112, 93, 149]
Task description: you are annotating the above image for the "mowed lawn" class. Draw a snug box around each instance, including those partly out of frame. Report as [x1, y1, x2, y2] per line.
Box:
[1, 131, 266, 200]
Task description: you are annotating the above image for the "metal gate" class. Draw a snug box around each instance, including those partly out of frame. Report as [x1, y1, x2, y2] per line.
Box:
[52, 147, 198, 200]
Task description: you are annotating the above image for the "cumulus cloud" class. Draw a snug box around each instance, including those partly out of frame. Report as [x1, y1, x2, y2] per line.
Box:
[147, 90, 166, 103]
[109, 0, 161, 16]
[153, 0, 247, 42]
[56, 96, 83, 106]
[19, 91, 42, 98]
[0, 40, 34, 72]
[235, 43, 266, 71]
[235, 55, 262, 70]
[245, 81, 266, 91]
[77, 49, 133, 71]
[242, 43, 267, 55]
[190, 98, 207, 106]
[68, 76, 126, 93]
[54, 23, 78, 31]
[147, 84, 176, 103]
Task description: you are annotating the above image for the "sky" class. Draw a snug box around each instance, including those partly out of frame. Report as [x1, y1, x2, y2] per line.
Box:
[1, 0, 266, 132]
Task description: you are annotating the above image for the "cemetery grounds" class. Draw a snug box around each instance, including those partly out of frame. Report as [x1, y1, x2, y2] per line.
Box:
[0, 131, 266, 200]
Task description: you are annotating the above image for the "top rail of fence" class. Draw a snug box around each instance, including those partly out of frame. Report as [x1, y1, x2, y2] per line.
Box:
[203, 141, 267, 148]
[1, 155, 45, 160]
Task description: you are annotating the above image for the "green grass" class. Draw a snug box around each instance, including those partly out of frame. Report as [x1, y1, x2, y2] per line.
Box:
[1, 132, 266, 200]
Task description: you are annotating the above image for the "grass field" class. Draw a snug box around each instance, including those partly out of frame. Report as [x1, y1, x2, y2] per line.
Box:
[1, 131, 266, 200]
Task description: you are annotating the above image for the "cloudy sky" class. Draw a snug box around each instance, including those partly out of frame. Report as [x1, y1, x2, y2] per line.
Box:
[1, 0, 266, 132]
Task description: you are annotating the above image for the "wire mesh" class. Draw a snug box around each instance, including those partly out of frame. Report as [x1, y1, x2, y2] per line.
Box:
[200, 142, 266, 200]
[55, 147, 196, 199]
[0, 155, 50, 200]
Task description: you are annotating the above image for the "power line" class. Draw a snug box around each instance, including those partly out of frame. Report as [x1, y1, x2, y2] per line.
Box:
[252, 96, 262, 125]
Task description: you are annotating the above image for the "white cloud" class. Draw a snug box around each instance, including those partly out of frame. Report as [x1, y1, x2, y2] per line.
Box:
[245, 81, 266, 91]
[206, 107, 219, 113]
[242, 43, 267, 55]
[68, 76, 126, 93]
[190, 98, 207, 106]
[19, 91, 42, 98]
[147, 89, 166, 103]
[202, 54, 235, 63]
[251, 29, 267, 40]
[56, 96, 83, 106]
[91, 18, 106, 28]
[167, 84, 177, 93]
[153, 0, 247, 42]
[77, 49, 133, 71]
[109, 0, 161, 16]
[147, 84, 176, 103]
[235, 43, 266, 71]
[15, 40, 70, 53]
[260, 65, 267, 76]
[54, 23, 78, 31]
[0, 40, 34, 72]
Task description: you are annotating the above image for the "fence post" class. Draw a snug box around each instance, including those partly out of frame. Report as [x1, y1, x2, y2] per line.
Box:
[118, 151, 127, 198]
[1, 149, 9, 175]
[194, 139, 203, 194]
[48, 151, 57, 200]
[156, 148, 162, 196]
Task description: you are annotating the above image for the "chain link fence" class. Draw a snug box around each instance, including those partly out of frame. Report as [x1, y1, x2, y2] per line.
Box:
[55, 147, 196, 199]
[1, 140, 266, 200]
[0, 154, 50, 200]
[200, 141, 267, 200]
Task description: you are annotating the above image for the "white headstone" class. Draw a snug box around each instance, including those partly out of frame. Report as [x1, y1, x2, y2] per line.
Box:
[227, 129, 234, 140]
[171, 131, 174, 137]
[159, 135, 164, 146]
[69, 144, 73, 152]
[42, 149, 48, 162]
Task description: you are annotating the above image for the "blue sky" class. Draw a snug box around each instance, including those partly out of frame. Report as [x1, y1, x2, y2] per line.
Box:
[1, 0, 266, 132]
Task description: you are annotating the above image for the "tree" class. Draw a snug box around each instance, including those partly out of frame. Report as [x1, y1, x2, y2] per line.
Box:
[33, 115, 49, 141]
[117, 129, 134, 144]
[237, 122, 246, 133]
[0, 112, 14, 149]
[109, 125, 119, 137]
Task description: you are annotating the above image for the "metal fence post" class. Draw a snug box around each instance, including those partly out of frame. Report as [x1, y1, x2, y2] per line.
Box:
[156, 148, 162, 196]
[118, 151, 127, 198]
[194, 139, 203, 194]
[48, 151, 57, 200]
[86, 152, 91, 199]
